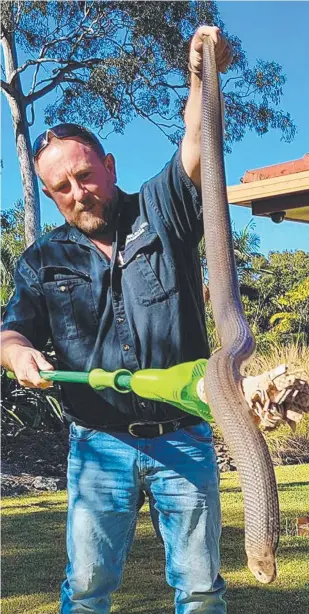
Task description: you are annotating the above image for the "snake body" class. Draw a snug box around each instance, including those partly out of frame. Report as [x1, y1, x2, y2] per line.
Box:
[201, 39, 280, 584]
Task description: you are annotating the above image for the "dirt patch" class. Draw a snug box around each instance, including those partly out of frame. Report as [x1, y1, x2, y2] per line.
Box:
[1, 424, 69, 496]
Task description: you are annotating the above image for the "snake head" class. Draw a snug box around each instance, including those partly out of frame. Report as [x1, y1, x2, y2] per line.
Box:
[247, 554, 277, 584]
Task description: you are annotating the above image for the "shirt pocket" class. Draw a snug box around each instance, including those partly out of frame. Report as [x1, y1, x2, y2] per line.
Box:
[39, 266, 98, 340]
[121, 230, 178, 306]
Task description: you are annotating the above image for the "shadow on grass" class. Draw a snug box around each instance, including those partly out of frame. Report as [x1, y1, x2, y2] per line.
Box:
[220, 483, 242, 493]
[277, 481, 309, 490]
[2, 509, 67, 598]
[2, 507, 309, 614]
[221, 479, 309, 495]
[1, 499, 65, 510]
[226, 586, 309, 614]
[221, 524, 309, 569]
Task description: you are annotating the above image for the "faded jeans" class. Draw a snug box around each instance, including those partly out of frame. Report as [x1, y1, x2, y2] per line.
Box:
[60, 421, 226, 613]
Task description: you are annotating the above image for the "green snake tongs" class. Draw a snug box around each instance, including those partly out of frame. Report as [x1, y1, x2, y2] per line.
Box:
[7, 360, 213, 423]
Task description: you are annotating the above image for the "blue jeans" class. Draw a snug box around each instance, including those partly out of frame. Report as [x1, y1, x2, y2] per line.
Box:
[60, 421, 226, 613]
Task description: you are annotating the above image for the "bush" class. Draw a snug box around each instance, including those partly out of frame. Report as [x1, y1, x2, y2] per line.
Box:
[1, 368, 63, 432]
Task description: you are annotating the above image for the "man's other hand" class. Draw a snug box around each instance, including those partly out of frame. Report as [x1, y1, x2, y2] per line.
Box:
[189, 25, 233, 76]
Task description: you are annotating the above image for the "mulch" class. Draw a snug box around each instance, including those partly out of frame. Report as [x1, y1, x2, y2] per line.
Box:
[1, 424, 69, 496]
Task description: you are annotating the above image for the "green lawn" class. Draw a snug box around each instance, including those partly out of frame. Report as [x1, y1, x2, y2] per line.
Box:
[2, 465, 309, 614]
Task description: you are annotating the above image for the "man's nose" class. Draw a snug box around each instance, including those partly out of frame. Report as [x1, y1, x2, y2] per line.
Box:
[72, 181, 88, 202]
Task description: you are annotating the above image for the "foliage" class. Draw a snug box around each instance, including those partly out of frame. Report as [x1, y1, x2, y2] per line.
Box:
[200, 219, 261, 284]
[243, 251, 309, 350]
[1, 200, 26, 253]
[204, 247, 309, 352]
[1, 1, 296, 148]
[270, 278, 309, 344]
[201, 219, 263, 352]
[1, 200, 56, 307]
[1, 200, 60, 431]
[1, 201, 25, 307]
[0, 245, 19, 308]
[1, 363, 63, 432]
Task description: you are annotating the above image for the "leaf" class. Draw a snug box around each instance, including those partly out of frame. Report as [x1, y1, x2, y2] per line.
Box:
[46, 396, 63, 422]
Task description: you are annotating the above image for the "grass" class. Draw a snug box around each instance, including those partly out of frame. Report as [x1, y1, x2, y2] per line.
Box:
[1, 465, 309, 614]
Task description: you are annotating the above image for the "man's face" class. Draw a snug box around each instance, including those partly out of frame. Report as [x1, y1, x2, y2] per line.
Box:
[36, 137, 117, 237]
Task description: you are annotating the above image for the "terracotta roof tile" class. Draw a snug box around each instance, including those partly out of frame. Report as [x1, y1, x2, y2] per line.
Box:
[242, 153, 309, 183]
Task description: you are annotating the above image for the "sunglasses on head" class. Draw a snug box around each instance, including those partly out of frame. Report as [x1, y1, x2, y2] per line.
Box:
[32, 123, 105, 159]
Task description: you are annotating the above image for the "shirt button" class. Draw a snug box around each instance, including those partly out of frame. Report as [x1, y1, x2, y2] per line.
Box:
[59, 285, 67, 292]
[123, 344, 130, 351]
[117, 317, 124, 324]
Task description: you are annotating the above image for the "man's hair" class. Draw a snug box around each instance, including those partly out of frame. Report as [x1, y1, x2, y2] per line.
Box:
[33, 124, 106, 177]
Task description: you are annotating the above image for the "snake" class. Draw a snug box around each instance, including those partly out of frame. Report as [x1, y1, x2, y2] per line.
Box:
[201, 38, 280, 584]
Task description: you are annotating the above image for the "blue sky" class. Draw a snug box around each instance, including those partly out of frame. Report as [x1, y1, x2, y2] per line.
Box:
[1, 1, 308, 255]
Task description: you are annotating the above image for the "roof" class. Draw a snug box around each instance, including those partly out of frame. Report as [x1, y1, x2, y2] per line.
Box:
[227, 154, 309, 224]
[242, 153, 309, 182]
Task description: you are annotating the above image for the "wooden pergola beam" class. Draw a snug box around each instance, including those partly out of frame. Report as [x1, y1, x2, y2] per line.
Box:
[227, 170, 309, 204]
[227, 170, 309, 224]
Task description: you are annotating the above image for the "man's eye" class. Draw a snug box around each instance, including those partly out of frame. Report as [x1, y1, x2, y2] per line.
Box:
[55, 183, 67, 192]
[55, 183, 68, 192]
[78, 172, 90, 180]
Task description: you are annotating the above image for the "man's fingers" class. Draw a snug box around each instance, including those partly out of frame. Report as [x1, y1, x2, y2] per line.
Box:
[15, 352, 54, 389]
[197, 25, 220, 44]
[192, 29, 232, 74]
[193, 26, 220, 52]
[35, 354, 55, 372]
[19, 367, 53, 389]
[216, 45, 233, 72]
[19, 376, 53, 389]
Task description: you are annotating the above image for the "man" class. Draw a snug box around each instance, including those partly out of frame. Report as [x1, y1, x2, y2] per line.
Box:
[1, 26, 233, 613]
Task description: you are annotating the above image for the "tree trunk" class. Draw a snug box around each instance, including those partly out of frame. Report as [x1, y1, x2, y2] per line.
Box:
[2, 30, 41, 246]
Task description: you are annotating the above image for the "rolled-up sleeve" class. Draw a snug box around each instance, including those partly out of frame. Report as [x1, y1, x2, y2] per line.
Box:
[143, 147, 203, 244]
[1, 256, 50, 350]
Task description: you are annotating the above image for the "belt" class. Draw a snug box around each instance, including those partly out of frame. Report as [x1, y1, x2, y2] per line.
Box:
[110, 415, 202, 438]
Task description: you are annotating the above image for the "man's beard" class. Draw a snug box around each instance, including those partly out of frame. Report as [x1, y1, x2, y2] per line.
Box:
[70, 194, 119, 237]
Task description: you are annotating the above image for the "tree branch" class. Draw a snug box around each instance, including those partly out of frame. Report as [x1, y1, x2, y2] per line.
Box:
[9, 57, 69, 84]
[28, 9, 97, 97]
[26, 58, 103, 103]
[0, 78, 13, 96]
[221, 75, 244, 91]
[128, 89, 182, 139]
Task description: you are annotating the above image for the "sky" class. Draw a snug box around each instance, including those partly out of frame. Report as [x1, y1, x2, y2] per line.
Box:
[1, 0, 308, 256]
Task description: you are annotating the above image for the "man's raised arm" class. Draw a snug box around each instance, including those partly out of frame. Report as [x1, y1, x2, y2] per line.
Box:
[181, 25, 232, 190]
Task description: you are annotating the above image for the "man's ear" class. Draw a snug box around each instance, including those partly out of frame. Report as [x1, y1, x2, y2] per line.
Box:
[42, 185, 52, 199]
[42, 186, 53, 200]
[104, 153, 117, 183]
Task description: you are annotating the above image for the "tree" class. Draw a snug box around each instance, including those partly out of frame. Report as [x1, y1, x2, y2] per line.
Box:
[0, 200, 26, 307]
[1, 1, 296, 245]
[240, 250, 309, 350]
[200, 220, 262, 297]
[0, 199, 62, 430]
[200, 220, 264, 350]
[0, 200, 56, 307]
[270, 277, 309, 345]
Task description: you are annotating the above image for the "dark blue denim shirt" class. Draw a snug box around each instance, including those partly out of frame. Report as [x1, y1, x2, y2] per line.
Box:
[2, 149, 209, 427]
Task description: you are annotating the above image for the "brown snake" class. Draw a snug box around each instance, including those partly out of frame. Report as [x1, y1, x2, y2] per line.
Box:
[201, 38, 280, 584]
